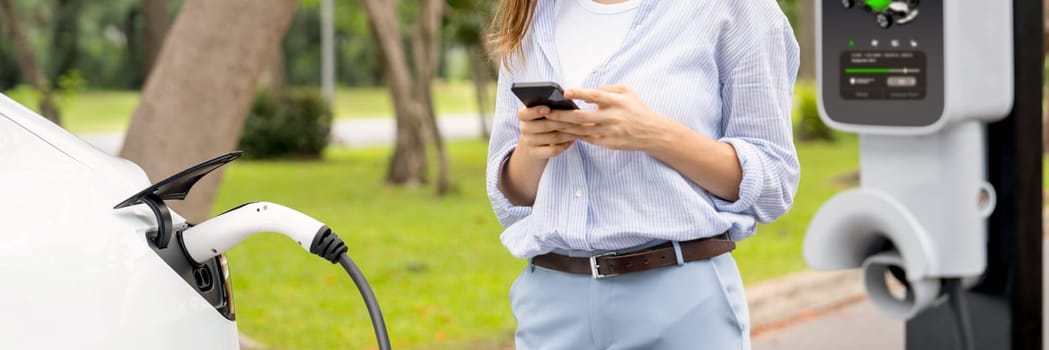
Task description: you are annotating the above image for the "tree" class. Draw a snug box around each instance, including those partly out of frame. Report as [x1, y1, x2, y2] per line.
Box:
[120, 0, 299, 222]
[141, 0, 170, 78]
[360, 0, 453, 194]
[0, 0, 62, 124]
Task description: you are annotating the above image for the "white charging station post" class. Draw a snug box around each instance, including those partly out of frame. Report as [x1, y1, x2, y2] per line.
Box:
[804, 0, 1043, 348]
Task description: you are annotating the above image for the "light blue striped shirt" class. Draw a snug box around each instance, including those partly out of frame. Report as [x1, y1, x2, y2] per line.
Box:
[487, 0, 800, 258]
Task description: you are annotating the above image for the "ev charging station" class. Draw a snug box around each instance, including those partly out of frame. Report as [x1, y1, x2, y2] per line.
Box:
[804, 0, 1043, 348]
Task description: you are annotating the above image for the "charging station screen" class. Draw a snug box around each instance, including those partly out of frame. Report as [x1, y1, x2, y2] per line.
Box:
[821, 0, 944, 127]
[840, 51, 926, 100]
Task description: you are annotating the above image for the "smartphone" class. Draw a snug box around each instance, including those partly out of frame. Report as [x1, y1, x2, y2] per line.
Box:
[511, 81, 579, 110]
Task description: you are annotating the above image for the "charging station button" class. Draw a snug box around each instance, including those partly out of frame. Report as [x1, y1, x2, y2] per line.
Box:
[887, 76, 918, 87]
[842, 90, 885, 99]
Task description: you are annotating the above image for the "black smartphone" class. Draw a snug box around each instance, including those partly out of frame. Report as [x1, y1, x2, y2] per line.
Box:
[511, 81, 580, 110]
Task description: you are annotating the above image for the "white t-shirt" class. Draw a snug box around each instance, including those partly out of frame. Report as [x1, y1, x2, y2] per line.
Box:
[554, 0, 641, 89]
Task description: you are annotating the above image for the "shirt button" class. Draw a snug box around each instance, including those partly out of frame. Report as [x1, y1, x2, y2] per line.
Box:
[575, 189, 584, 198]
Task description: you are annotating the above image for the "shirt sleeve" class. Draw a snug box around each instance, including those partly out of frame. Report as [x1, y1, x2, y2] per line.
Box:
[486, 64, 533, 228]
[711, 9, 801, 225]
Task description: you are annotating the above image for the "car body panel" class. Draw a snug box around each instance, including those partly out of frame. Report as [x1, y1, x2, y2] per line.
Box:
[0, 94, 238, 349]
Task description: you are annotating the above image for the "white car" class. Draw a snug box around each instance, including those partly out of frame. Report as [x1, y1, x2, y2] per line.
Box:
[0, 94, 388, 349]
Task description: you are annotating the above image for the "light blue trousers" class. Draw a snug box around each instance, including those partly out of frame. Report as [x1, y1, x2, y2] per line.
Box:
[510, 251, 750, 350]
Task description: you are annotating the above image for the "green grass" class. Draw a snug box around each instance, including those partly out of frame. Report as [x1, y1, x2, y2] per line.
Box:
[2, 88, 139, 133]
[214, 137, 860, 349]
[2, 81, 493, 134]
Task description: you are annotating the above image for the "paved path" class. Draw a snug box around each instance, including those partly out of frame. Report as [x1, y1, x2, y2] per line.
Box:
[754, 300, 902, 350]
[78, 114, 491, 155]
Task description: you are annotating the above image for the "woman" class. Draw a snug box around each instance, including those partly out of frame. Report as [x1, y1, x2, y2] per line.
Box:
[485, 0, 799, 348]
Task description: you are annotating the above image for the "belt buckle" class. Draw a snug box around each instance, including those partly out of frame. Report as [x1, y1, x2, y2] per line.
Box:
[590, 251, 618, 279]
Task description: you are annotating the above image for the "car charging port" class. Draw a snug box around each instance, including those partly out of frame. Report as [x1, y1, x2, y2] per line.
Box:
[192, 265, 214, 292]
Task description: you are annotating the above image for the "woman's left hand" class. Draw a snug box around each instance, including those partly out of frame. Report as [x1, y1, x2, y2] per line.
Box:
[546, 85, 676, 153]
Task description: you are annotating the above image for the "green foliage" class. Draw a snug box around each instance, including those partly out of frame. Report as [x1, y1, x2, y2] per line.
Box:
[282, 4, 323, 86]
[794, 82, 836, 142]
[444, 0, 496, 45]
[443, 0, 498, 81]
[55, 69, 85, 106]
[46, 0, 82, 84]
[56, 69, 85, 93]
[238, 88, 333, 159]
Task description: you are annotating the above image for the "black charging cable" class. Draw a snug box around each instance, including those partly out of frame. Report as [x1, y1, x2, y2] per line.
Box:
[944, 278, 974, 350]
[310, 227, 392, 350]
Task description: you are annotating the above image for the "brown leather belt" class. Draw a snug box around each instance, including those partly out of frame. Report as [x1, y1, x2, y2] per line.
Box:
[531, 233, 735, 279]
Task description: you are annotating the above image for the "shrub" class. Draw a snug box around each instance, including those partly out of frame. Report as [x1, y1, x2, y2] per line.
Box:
[794, 83, 836, 142]
[238, 87, 332, 159]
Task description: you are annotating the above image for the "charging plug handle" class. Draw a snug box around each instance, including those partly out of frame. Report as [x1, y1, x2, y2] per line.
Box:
[180, 202, 323, 263]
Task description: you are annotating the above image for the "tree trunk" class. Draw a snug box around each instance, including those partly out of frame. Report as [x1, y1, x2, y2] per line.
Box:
[415, 0, 452, 195]
[0, 0, 61, 125]
[142, 0, 170, 78]
[360, 0, 433, 187]
[469, 44, 492, 139]
[799, 0, 816, 80]
[120, 0, 298, 223]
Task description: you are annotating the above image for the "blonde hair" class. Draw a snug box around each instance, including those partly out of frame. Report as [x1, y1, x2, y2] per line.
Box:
[487, 0, 538, 69]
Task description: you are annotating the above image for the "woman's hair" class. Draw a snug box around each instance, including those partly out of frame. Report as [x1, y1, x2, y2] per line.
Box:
[488, 0, 538, 69]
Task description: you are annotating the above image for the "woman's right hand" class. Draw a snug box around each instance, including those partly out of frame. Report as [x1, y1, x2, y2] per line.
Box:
[517, 106, 579, 159]
[498, 106, 579, 206]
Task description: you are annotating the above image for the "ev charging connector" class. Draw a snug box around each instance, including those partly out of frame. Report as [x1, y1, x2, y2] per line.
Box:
[115, 152, 392, 350]
[179, 201, 392, 350]
[803, 0, 1013, 324]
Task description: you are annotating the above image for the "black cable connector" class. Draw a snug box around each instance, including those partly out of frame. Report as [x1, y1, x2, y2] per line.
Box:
[309, 226, 348, 263]
[308, 227, 392, 350]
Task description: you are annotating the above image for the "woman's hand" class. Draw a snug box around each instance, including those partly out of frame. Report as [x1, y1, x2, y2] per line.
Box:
[516, 105, 582, 159]
[547, 85, 676, 153]
[551, 84, 745, 202]
[497, 105, 582, 207]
